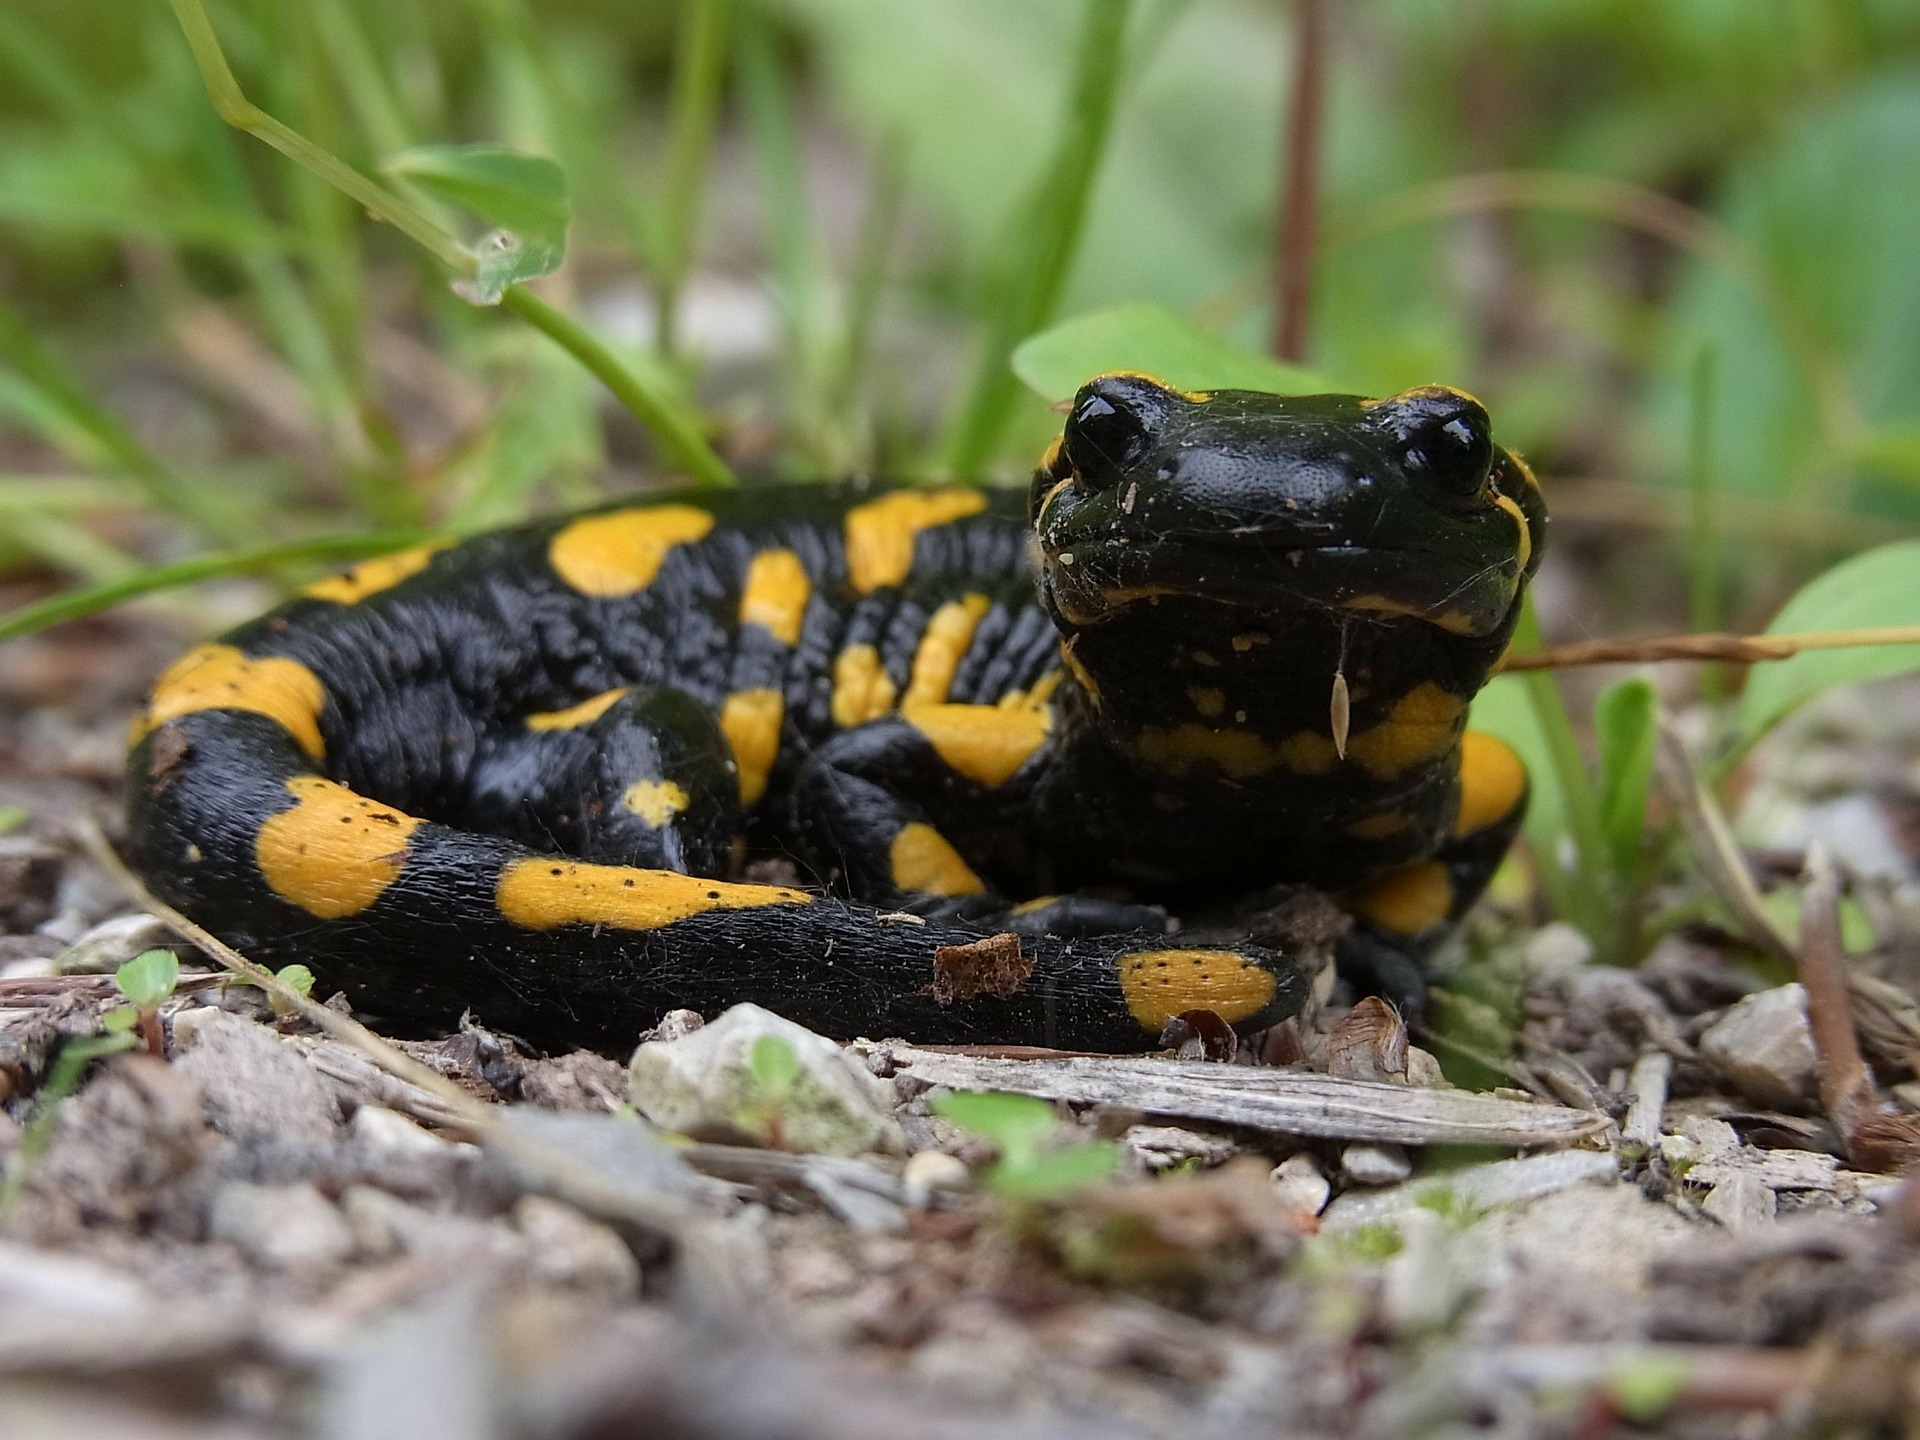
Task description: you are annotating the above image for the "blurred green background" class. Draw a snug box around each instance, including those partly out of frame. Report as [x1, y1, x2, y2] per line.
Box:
[4, 0, 1920, 636]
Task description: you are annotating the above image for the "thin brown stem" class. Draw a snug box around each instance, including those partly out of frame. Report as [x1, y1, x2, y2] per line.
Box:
[1798, 843, 1877, 1162]
[1271, 0, 1326, 362]
[1499, 625, 1920, 672]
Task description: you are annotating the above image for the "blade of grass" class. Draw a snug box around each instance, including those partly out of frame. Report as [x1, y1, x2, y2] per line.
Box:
[942, 0, 1135, 480]
[1687, 346, 1726, 701]
[655, 0, 731, 356]
[830, 130, 909, 463]
[0, 531, 429, 645]
[166, 0, 733, 486]
[1509, 597, 1611, 945]
[0, 300, 246, 544]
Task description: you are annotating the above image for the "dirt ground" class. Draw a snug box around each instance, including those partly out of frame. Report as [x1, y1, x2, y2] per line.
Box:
[6, 611, 1920, 1440]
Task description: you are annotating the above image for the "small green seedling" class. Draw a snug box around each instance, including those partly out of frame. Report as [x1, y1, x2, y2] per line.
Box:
[931, 1090, 1118, 1202]
[267, 963, 315, 1020]
[733, 1033, 802, 1147]
[0, 804, 27, 835]
[103, 948, 178, 1056]
[0, 1030, 137, 1211]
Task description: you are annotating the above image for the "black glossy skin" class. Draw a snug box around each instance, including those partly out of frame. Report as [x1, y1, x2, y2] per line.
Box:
[123, 377, 1544, 1053]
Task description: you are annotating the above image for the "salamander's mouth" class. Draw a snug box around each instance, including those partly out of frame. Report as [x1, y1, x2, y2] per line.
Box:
[1038, 531, 1524, 638]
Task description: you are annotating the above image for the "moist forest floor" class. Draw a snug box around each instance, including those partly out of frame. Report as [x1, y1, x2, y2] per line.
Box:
[7, 613, 1920, 1440]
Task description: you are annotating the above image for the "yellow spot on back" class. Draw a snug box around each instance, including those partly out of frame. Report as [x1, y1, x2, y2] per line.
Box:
[903, 593, 992, 709]
[497, 858, 808, 931]
[1132, 724, 1285, 783]
[844, 488, 987, 593]
[1188, 686, 1226, 719]
[1348, 860, 1453, 935]
[998, 669, 1063, 710]
[623, 778, 690, 827]
[889, 823, 985, 897]
[1009, 894, 1059, 916]
[905, 703, 1051, 788]
[549, 505, 714, 597]
[1134, 683, 1465, 783]
[133, 644, 326, 761]
[1453, 730, 1527, 837]
[1115, 948, 1277, 1033]
[304, 543, 449, 605]
[1492, 492, 1532, 575]
[524, 687, 633, 731]
[255, 776, 421, 919]
[1230, 632, 1268, 652]
[1347, 683, 1465, 778]
[739, 548, 811, 646]
[831, 644, 898, 728]
[719, 688, 783, 807]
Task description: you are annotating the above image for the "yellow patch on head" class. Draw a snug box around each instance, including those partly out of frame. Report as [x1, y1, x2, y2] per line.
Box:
[903, 593, 992, 709]
[133, 643, 327, 762]
[1187, 686, 1226, 719]
[831, 644, 899, 728]
[1037, 435, 1065, 474]
[254, 776, 421, 919]
[1453, 730, 1528, 837]
[904, 703, 1052, 788]
[1348, 860, 1453, 935]
[1134, 683, 1465, 783]
[888, 823, 985, 897]
[1346, 810, 1413, 840]
[548, 505, 715, 597]
[1115, 948, 1277, 1033]
[719, 688, 783, 807]
[524, 687, 633, 731]
[1492, 493, 1532, 575]
[1342, 593, 1479, 635]
[844, 488, 987, 594]
[497, 858, 808, 931]
[739, 548, 812, 646]
[1131, 724, 1284, 782]
[1059, 638, 1101, 708]
[303, 543, 449, 605]
[623, 778, 690, 827]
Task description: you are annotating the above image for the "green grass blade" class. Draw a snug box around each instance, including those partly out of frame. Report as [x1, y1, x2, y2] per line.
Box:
[942, 0, 1135, 479]
[656, 0, 731, 354]
[0, 532, 429, 645]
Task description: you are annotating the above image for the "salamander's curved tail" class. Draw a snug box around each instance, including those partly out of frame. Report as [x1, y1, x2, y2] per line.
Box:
[126, 708, 1308, 1053]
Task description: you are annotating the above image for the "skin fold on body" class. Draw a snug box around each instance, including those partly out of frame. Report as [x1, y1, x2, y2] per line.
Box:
[123, 374, 1545, 1054]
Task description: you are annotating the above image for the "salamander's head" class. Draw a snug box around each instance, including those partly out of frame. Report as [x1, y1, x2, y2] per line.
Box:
[1029, 373, 1545, 640]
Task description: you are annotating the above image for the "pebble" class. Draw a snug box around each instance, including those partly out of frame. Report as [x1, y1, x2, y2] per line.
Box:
[173, 1008, 342, 1142]
[901, 1149, 970, 1199]
[512, 1195, 641, 1299]
[629, 1002, 905, 1156]
[1123, 1124, 1238, 1171]
[1702, 1171, 1778, 1231]
[1698, 984, 1819, 1109]
[1269, 1152, 1331, 1219]
[1340, 1142, 1413, 1186]
[52, 914, 176, 975]
[209, 1181, 355, 1273]
[1523, 921, 1594, 975]
[349, 1104, 454, 1158]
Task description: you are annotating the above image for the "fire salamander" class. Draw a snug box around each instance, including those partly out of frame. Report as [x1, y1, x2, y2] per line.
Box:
[124, 376, 1545, 1054]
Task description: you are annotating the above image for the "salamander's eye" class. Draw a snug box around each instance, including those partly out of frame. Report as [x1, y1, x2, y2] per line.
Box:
[1063, 373, 1171, 491]
[1373, 386, 1493, 504]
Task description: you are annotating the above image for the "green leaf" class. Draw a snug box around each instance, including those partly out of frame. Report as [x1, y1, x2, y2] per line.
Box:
[1736, 541, 1920, 743]
[0, 804, 25, 835]
[1013, 303, 1340, 406]
[1607, 1355, 1692, 1424]
[112, 948, 179, 1010]
[930, 1089, 1057, 1165]
[383, 145, 569, 303]
[274, 964, 315, 997]
[1594, 678, 1658, 880]
[987, 1140, 1119, 1201]
[749, 1034, 800, 1098]
[101, 1005, 140, 1032]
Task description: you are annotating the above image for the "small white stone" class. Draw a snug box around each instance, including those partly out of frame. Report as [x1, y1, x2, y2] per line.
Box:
[902, 1149, 970, 1197]
[1341, 1142, 1413, 1186]
[1270, 1153, 1331, 1218]
[629, 1003, 905, 1156]
[349, 1103, 450, 1156]
[209, 1182, 355, 1273]
[512, 1195, 640, 1299]
[1523, 921, 1593, 976]
[1123, 1124, 1237, 1170]
[1699, 985, 1819, 1109]
[1702, 1171, 1777, 1231]
[52, 914, 176, 975]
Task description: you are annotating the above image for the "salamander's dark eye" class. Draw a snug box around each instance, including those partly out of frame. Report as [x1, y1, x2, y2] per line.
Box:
[1063, 373, 1172, 491]
[1373, 386, 1494, 503]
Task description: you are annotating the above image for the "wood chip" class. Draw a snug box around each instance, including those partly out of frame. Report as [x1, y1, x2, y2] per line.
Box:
[890, 1049, 1609, 1146]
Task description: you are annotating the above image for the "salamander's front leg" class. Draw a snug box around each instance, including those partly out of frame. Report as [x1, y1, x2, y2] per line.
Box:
[1340, 731, 1530, 1011]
